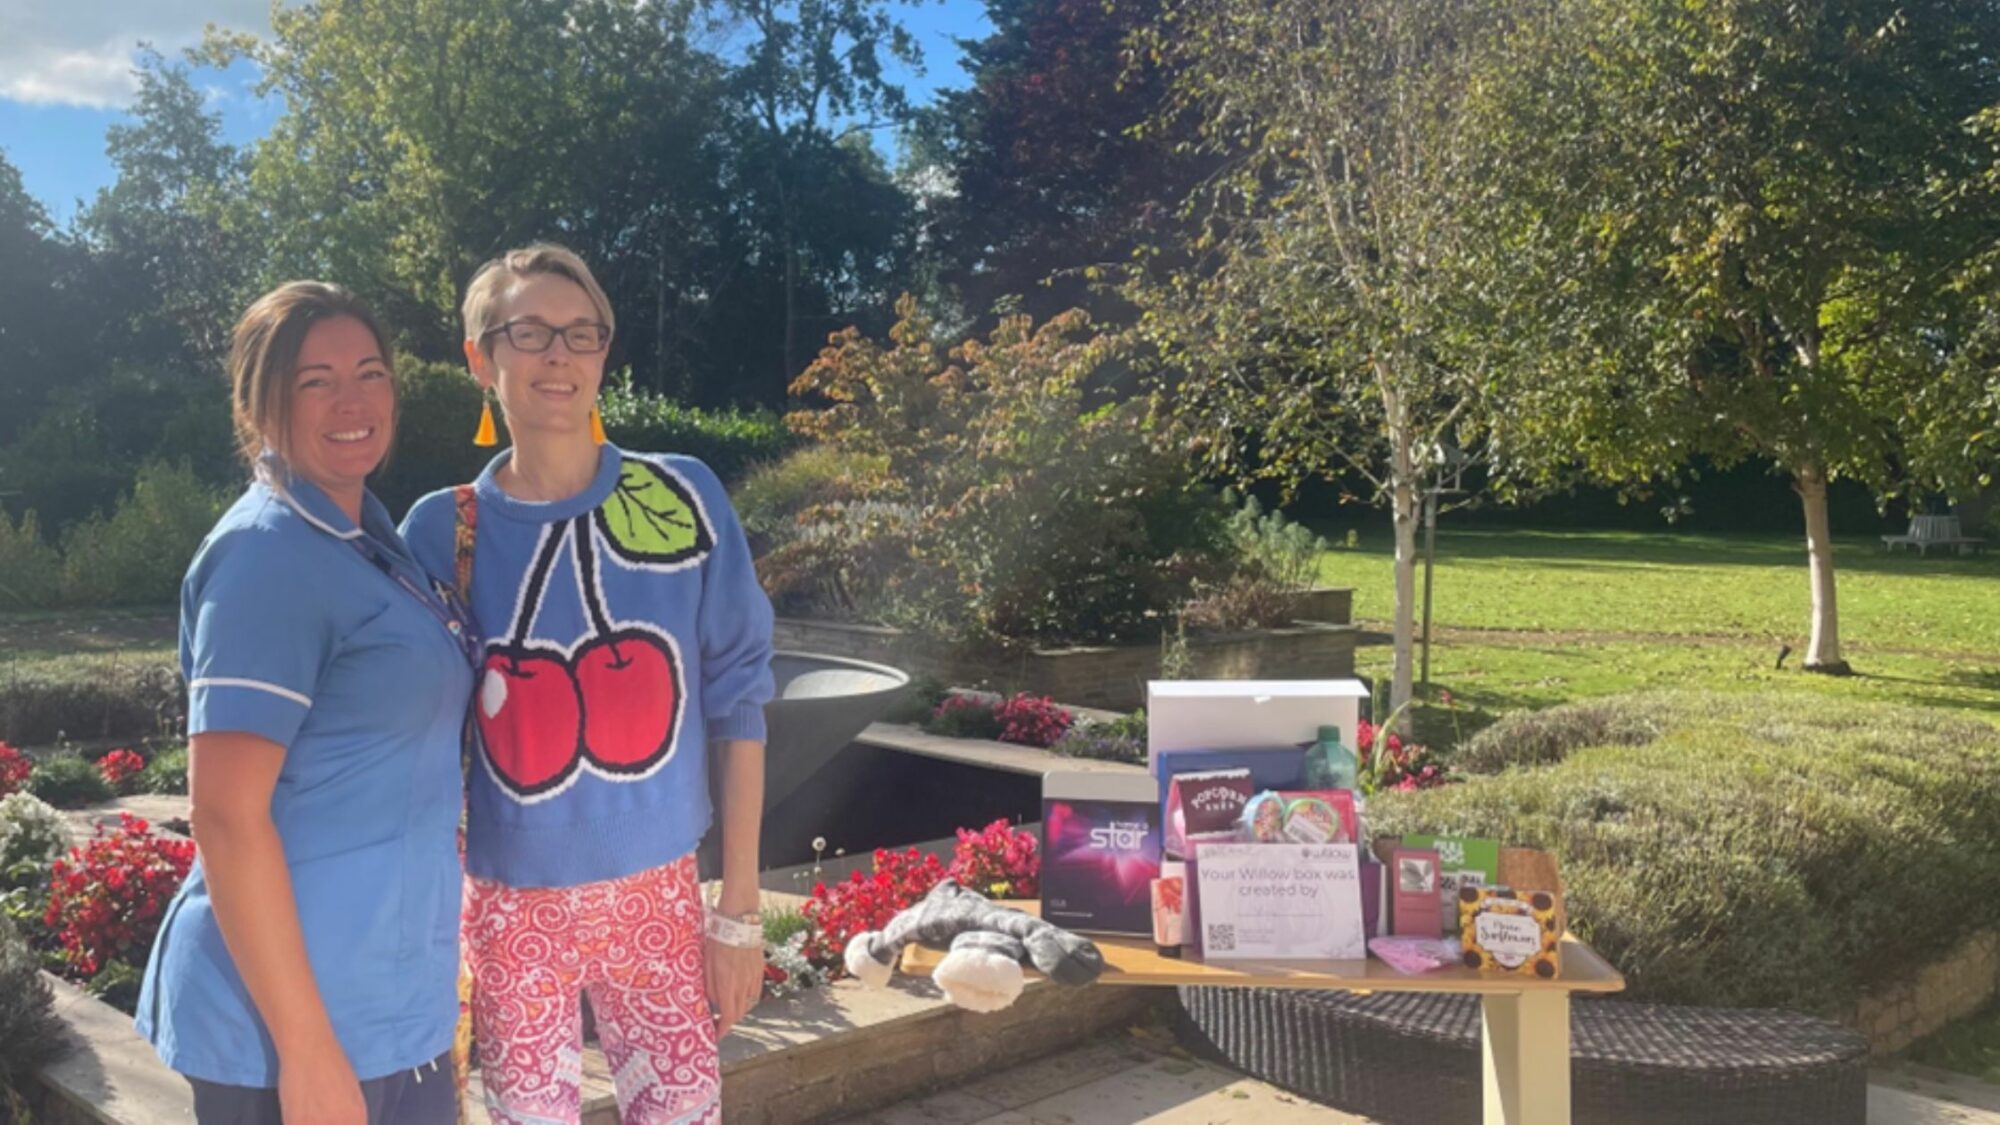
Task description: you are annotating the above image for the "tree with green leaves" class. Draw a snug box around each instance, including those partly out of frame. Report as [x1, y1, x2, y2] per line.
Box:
[712, 0, 923, 389]
[1464, 0, 2000, 673]
[76, 49, 247, 372]
[1128, 0, 1523, 717]
[0, 149, 90, 447]
[203, 0, 737, 366]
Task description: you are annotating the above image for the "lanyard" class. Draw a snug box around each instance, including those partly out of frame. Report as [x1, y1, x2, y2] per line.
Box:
[344, 533, 484, 670]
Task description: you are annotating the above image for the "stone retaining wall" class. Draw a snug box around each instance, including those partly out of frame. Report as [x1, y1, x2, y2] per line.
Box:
[775, 614, 1359, 712]
[1849, 928, 2000, 1055]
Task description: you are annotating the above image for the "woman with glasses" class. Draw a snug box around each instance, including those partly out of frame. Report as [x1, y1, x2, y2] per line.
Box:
[138, 282, 477, 1124]
[400, 244, 773, 1125]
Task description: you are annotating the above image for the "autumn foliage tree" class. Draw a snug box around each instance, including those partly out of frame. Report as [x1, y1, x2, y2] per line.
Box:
[777, 295, 1234, 645]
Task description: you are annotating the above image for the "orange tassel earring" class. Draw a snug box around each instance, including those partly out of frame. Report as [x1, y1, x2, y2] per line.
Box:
[473, 396, 498, 447]
[589, 406, 607, 445]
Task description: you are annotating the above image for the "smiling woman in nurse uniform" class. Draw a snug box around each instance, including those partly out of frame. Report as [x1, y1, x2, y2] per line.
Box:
[136, 282, 478, 1125]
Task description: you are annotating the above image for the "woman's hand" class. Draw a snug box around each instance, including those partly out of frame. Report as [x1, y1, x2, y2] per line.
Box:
[709, 737, 767, 1038]
[277, 1037, 366, 1125]
[704, 936, 765, 1037]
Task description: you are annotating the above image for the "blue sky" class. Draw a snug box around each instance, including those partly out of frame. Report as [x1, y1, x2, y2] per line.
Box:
[0, 1, 992, 226]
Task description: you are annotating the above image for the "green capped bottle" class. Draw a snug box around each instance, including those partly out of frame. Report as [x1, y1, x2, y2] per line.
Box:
[1304, 724, 1359, 791]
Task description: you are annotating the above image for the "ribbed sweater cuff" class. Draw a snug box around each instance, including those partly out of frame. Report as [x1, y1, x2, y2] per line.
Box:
[707, 701, 766, 745]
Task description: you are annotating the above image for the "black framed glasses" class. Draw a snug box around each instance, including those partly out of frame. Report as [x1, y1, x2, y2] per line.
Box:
[483, 319, 612, 354]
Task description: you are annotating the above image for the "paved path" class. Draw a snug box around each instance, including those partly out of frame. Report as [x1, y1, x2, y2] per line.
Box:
[838, 1029, 2000, 1125]
[833, 1031, 1364, 1125]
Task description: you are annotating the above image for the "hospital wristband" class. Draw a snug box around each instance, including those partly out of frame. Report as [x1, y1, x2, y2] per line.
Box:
[704, 909, 764, 950]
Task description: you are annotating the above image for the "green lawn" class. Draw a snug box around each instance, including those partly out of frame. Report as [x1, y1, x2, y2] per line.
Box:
[1313, 528, 2000, 742]
[10, 526, 1998, 729]
[0, 609, 176, 667]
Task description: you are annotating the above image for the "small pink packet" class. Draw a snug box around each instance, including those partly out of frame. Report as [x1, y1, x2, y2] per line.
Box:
[1165, 769, 1254, 855]
[1368, 935, 1462, 975]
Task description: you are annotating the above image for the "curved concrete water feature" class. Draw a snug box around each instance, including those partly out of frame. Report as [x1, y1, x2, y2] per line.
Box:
[762, 651, 910, 809]
[698, 651, 907, 878]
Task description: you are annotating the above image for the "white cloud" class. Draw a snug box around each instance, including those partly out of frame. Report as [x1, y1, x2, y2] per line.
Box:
[0, 1, 273, 109]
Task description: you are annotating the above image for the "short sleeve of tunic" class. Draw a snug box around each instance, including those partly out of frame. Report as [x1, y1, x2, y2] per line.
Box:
[181, 529, 337, 748]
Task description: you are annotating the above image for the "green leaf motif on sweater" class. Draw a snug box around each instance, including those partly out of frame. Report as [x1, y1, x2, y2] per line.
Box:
[594, 458, 715, 570]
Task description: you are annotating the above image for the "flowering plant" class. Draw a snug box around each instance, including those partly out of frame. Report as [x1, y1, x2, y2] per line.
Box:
[0, 792, 70, 877]
[43, 813, 193, 980]
[762, 931, 830, 997]
[949, 819, 1039, 899]
[0, 742, 30, 798]
[801, 846, 946, 970]
[1357, 719, 1452, 792]
[925, 694, 1004, 741]
[924, 692, 1074, 748]
[1050, 724, 1143, 763]
[98, 749, 146, 791]
[992, 694, 1073, 748]
[1052, 709, 1146, 763]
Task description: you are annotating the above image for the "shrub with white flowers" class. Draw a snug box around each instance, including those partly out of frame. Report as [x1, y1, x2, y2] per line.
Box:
[0, 792, 70, 875]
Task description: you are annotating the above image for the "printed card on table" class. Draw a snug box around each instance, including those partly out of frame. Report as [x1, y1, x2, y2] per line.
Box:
[1402, 834, 1499, 934]
[1193, 842, 1366, 961]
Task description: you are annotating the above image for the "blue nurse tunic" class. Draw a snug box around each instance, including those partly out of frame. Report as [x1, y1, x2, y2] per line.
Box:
[136, 463, 474, 1087]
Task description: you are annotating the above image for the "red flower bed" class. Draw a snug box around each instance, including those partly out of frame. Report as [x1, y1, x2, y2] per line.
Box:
[925, 692, 1074, 748]
[98, 748, 146, 790]
[992, 694, 1073, 748]
[44, 813, 194, 980]
[0, 741, 30, 797]
[949, 818, 1039, 899]
[801, 846, 947, 970]
[1358, 718, 1452, 792]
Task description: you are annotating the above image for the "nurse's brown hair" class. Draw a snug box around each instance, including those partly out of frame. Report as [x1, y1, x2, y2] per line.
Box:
[227, 282, 395, 468]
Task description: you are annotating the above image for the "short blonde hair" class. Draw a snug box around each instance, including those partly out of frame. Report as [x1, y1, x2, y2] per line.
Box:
[461, 243, 615, 352]
[228, 281, 394, 468]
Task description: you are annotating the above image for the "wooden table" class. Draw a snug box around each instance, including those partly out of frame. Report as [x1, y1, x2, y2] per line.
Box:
[902, 906, 1624, 1125]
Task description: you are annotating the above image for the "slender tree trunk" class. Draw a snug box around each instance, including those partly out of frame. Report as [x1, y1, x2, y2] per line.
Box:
[655, 241, 671, 398]
[784, 236, 800, 391]
[1796, 462, 1851, 675]
[1387, 391, 1419, 726]
[768, 137, 801, 398]
[777, 164, 800, 395]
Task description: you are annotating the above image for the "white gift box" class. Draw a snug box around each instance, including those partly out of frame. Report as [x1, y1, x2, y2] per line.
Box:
[1145, 679, 1371, 772]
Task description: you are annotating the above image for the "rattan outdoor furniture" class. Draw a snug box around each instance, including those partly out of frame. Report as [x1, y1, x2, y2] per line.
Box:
[903, 902, 1626, 1124]
[1174, 987, 1867, 1125]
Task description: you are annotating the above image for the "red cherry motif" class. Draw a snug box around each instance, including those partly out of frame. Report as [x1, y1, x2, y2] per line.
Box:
[477, 643, 584, 795]
[474, 514, 686, 801]
[570, 513, 681, 776]
[575, 628, 679, 773]
[476, 524, 587, 798]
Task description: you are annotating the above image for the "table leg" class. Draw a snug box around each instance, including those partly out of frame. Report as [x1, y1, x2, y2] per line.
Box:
[1480, 991, 1571, 1125]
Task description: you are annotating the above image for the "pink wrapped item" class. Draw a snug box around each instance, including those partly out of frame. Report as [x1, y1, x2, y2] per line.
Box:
[1367, 936, 1462, 975]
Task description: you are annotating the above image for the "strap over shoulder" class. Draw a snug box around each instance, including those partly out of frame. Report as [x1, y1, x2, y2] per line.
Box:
[452, 484, 477, 596]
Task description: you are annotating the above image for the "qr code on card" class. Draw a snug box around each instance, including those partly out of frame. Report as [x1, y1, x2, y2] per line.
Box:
[1207, 923, 1235, 952]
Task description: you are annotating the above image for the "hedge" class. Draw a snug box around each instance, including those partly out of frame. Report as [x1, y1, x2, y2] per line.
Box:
[363, 360, 796, 519]
[1369, 691, 2000, 1014]
[0, 359, 795, 608]
[0, 657, 183, 746]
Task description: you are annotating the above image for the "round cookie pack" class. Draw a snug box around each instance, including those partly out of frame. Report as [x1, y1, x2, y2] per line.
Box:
[1282, 795, 1344, 844]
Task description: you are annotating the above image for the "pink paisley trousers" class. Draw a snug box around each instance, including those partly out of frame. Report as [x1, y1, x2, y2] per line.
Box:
[465, 856, 721, 1125]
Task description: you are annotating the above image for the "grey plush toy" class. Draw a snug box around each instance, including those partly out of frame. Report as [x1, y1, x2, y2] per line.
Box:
[843, 879, 1106, 1011]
